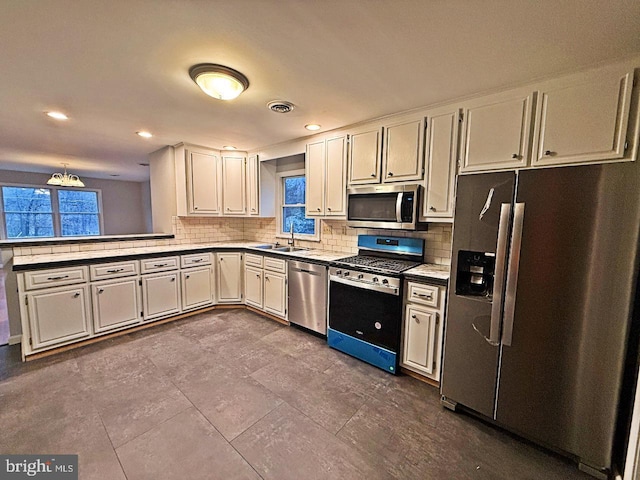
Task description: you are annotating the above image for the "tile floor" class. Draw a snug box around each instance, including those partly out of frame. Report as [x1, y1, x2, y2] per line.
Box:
[0, 309, 591, 479]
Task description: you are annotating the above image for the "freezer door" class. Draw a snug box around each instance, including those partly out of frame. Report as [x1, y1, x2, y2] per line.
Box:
[441, 171, 515, 418]
[495, 163, 640, 472]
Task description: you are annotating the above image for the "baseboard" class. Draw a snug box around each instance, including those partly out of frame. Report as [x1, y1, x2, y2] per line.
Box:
[8, 335, 21, 345]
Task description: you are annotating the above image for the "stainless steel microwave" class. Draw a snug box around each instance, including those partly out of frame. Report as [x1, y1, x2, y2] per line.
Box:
[346, 184, 424, 230]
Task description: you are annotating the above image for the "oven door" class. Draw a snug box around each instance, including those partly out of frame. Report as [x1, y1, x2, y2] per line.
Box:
[328, 278, 402, 352]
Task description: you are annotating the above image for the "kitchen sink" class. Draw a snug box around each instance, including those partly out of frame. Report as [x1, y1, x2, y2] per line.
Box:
[254, 244, 276, 249]
[274, 246, 309, 252]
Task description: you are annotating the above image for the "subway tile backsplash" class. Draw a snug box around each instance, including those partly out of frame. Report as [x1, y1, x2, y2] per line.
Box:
[12, 216, 452, 266]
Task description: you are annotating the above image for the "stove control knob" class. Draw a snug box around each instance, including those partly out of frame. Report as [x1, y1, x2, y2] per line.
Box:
[372, 277, 379, 282]
[336, 270, 342, 276]
[382, 279, 389, 285]
[343, 271, 350, 277]
[357, 274, 364, 279]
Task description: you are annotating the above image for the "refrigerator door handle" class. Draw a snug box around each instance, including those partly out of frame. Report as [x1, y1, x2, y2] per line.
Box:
[502, 202, 525, 347]
[484, 202, 511, 346]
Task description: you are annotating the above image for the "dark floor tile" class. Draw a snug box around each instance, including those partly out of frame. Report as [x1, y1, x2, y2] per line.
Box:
[251, 357, 368, 434]
[172, 358, 283, 441]
[232, 403, 391, 480]
[75, 343, 192, 448]
[116, 407, 260, 480]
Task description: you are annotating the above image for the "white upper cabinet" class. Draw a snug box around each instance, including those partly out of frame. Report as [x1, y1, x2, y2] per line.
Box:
[460, 89, 534, 173]
[382, 117, 425, 183]
[246, 154, 260, 215]
[422, 106, 460, 221]
[306, 135, 348, 217]
[222, 154, 247, 215]
[532, 66, 634, 167]
[348, 127, 383, 185]
[187, 147, 221, 214]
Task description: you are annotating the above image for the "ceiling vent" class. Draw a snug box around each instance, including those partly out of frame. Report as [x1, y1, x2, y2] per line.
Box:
[267, 101, 295, 113]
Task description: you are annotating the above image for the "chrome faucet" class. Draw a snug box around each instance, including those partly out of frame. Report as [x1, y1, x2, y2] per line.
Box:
[288, 222, 295, 247]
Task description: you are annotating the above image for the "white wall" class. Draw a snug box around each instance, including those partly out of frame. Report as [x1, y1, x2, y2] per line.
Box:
[0, 169, 152, 235]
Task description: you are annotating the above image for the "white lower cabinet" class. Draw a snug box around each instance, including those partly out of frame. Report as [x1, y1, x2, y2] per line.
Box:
[27, 284, 91, 350]
[216, 252, 243, 303]
[244, 265, 263, 309]
[402, 281, 446, 382]
[263, 270, 286, 318]
[181, 266, 213, 311]
[92, 278, 141, 334]
[142, 271, 181, 321]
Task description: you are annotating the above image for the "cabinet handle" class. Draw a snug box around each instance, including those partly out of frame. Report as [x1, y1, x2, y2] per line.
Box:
[185, 274, 190, 279]
[154, 263, 168, 268]
[256, 274, 260, 278]
[170, 277, 176, 282]
[317, 208, 321, 212]
[251, 208, 256, 211]
[265, 276, 270, 282]
[370, 173, 376, 177]
[192, 258, 203, 263]
[429, 206, 436, 212]
[511, 154, 519, 159]
[194, 206, 199, 210]
[411, 314, 420, 323]
[416, 293, 433, 300]
[47, 275, 69, 280]
[73, 292, 80, 298]
[544, 150, 554, 156]
[327, 207, 332, 211]
[106, 268, 124, 273]
[226, 207, 230, 211]
[388, 172, 394, 177]
[98, 288, 104, 294]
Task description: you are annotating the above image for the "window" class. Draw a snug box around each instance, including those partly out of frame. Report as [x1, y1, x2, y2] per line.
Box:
[277, 171, 318, 241]
[0, 184, 102, 239]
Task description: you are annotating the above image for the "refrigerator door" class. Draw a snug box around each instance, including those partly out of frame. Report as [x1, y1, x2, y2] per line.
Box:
[495, 163, 640, 472]
[441, 171, 515, 418]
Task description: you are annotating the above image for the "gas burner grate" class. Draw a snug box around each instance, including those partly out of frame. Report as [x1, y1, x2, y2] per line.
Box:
[335, 255, 421, 274]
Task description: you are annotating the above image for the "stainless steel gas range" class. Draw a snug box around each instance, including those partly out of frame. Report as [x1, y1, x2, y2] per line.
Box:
[327, 235, 424, 374]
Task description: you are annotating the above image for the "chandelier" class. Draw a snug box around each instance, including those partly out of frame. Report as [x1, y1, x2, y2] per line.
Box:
[46, 164, 85, 187]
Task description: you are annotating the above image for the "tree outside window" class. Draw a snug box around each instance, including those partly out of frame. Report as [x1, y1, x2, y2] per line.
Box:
[281, 175, 316, 236]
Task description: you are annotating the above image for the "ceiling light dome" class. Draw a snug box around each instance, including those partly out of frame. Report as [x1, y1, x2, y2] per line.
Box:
[189, 64, 249, 101]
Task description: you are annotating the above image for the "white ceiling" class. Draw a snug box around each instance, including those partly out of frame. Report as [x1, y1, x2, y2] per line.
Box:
[0, 0, 639, 182]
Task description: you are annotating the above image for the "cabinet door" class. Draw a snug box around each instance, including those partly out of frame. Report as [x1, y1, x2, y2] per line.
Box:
[306, 140, 326, 216]
[244, 265, 263, 309]
[246, 154, 260, 215]
[382, 118, 425, 182]
[188, 149, 221, 214]
[264, 271, 286, 318]
[424, 108, 459, 220]
[92, 279, 141, 334]
[532, 69, 633, 166]
[325, 135, 348, 216]
[222, 155, 247, 215]
[28, 285, 91, 349]
[460, 91, 533, 172]
[181, 267, 213, 311]
[142, 272, 180, 320]
[403, 304, 438, 375]
[217, 252, 243, 302]
[348, 127, 382, 184]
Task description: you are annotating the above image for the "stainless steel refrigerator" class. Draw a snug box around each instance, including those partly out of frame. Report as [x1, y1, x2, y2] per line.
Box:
[440, 161, 640, 479]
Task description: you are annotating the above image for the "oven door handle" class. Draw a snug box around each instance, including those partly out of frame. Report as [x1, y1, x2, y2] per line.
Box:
[330, 276, 399, 296]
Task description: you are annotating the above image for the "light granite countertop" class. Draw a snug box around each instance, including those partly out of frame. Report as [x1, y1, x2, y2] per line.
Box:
[404, 263, 450, 284]
[12, 241, 349, 270]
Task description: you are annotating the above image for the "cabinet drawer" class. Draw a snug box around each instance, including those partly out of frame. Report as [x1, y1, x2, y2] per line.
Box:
[24, 266, 88, 290]
[264, 257, 286, 273]
[181, 252, 212, 268]
[407, 282, 439, 307]
[140, 256, 179, 274]
[245, 253, 264, 267]
[90, 261, 139, 281]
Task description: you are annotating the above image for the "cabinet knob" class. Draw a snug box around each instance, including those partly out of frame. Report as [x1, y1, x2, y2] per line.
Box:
[98, 288, 104, 294]
[370, 173, 376, 177]
[170, 277, 175, 282]
[388, 172, 394, 177]
[256, 274, 260, 278]
[544, 150, 554, 156]
[317, 208, 321, 212]
[411, 314, 420, 323]
[327, 207, 332, 211]
[194, 206, 198, 210]
[226, 207, 230, 211]
[511, 153, 519, 159]
[265, 276, 270, 282]
[185, 274, 190, 279]
[251, 208, 256, 211]
[73, 292, 80, 298]
[429, 206, 436, 212]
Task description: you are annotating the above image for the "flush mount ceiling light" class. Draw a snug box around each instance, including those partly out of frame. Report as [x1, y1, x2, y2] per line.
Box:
[305, 124, 321, 131]
[189, 63, 249, 101]
[222, 146, 237, 151]
[45, 111, 68, 120]
[47, 163, 85, 188]
[136, 131, 153, 138]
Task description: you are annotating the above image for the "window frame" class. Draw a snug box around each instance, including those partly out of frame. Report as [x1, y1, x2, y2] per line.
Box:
[0, 182, 104, 240]
[275, 169, 320, 242]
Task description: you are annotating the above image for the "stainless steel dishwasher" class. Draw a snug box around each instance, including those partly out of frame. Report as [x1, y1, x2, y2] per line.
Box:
[287, 260, 328, 335]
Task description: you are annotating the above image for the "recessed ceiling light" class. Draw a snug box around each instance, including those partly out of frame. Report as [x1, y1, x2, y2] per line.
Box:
[136, 131, 153, 138]
[46, 111, 68, 120]
[222, 146, 237, 151]
[189, 64, 249, 101]
[305, 124, 321, 131]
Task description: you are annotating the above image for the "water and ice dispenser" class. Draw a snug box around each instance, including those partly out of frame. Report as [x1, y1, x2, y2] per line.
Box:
[455, 251, 496, 298]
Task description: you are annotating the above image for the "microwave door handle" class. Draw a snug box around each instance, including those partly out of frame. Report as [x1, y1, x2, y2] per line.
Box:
[395, 192, 403, 222]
